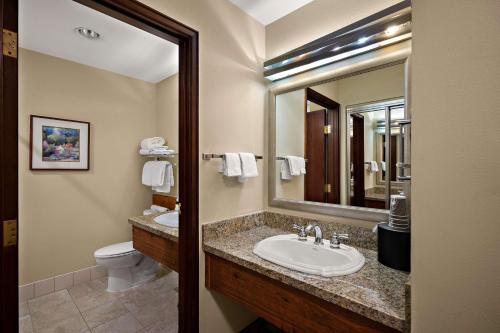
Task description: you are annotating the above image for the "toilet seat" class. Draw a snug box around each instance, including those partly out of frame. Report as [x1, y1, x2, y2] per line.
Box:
[94, 241, 137, 259]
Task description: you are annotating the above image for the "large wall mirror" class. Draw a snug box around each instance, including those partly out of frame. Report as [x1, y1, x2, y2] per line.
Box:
[270, 59, 411, 221]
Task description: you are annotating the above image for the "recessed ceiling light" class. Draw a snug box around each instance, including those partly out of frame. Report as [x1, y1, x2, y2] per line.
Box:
[75, 27, 101, 40]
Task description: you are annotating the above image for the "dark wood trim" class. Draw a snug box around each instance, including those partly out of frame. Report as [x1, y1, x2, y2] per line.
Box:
[305, 88, 341, 204]
[0, 0, 19, 331]
[29, 115, 91, 171]
[152, 194, 177, 211]
[205, 253, 398, 333]
[351, 114, 365, 207]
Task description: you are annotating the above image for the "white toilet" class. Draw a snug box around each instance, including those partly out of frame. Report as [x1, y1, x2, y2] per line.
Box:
[94, 241, 158, 292]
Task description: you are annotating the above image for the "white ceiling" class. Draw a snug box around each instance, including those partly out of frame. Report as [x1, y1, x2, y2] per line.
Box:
[19, 0, 178, 83]
[229, 0, 315, 25]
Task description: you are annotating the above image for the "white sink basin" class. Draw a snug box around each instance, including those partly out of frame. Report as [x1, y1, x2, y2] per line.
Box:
[253, 234, 365, 277]
[153, 211, 179, 228]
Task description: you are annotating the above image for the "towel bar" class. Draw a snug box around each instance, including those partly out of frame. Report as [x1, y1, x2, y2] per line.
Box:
[276, 157, 308, 162]
[202, 153, 263, 161]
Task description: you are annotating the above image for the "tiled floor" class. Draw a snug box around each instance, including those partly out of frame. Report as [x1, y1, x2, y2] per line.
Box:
[19, 270, 178, 333]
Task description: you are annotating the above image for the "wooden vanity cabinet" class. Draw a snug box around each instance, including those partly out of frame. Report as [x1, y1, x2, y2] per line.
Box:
[133, 226, 178, 272]
[205, 253, 398, 333]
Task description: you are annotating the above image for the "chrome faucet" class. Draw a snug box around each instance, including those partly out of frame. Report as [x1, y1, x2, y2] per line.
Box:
[330, 232, 349, 249]
[306, 224, 323, 245]
[292, 224, 307, 241]
[292, 223, 323, 245]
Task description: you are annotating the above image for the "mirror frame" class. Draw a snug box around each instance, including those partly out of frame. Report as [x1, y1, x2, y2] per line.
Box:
[268, 42, 411, 222]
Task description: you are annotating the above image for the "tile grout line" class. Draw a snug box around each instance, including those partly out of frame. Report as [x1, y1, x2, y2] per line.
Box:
[116, 293, 146, 332]
[66, 287, 93, 332]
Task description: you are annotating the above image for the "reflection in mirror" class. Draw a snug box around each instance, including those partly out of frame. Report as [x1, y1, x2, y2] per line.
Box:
[347, 101, 405, 209]
[274, 63, 406, 211]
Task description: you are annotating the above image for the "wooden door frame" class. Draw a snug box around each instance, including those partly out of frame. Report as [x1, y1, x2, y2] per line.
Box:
[304, 88, 341, 204]
[350, 113, 365, 207]
[0, 0, 19, 332]
[0, 0, 199, 332]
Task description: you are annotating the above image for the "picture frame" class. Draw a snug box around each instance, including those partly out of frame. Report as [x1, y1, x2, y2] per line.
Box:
[30, 115, 90, 170]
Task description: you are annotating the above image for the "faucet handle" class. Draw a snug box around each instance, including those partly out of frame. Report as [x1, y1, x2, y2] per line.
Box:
[292, 224, 308, 241]
[330, 232, 349, 248]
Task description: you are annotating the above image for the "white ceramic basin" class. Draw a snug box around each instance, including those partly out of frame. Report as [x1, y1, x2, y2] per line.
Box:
[153, 211, 179, 228]
[253, 234, 365, 277]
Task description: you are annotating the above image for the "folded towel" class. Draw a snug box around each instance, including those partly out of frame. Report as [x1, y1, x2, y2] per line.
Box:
[143, 209, 155, 216]
[151, 205, 168, 213]
[238, 153, 258, 183]
[286, 156, 306, 176]
[140, 137, 165, 150]
[368, 161, 379, 173]
[142, 161, 167, 186]
[218, 153, 242, 177]
[153, 162, 174, 193]
[280, 160, 292, 180]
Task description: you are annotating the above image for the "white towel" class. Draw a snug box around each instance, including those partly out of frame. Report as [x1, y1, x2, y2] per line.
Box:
[280, 160, 292, 180]
[153, 162, 174, 193]
[218, 153, 242, 177]
[286, 156, 306, 176]
[151, 205, 168, 213]
[368, 161, 379, 173]
[143, 204, 168, 216]
[238, 153, 258, 183]
[140, 137, 165, 150]
[142, 161, 167, 186]
[381, 161, 386, 171]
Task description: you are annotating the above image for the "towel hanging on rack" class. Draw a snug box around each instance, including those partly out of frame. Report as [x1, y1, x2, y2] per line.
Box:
[142, 161, 168, 187]
[238, 153, 258, 183]
[153, 162, 174, 193]
[218, 153, 242, 177]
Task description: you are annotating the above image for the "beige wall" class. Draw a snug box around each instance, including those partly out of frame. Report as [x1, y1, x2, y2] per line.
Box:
[266, 0, 401, 60]
[156, 74, 179, 197]
[275, 89, 305, 200]
[411, 0, 500, 332]
[140, 0, 265, 331]
[19, 49, 156, 284]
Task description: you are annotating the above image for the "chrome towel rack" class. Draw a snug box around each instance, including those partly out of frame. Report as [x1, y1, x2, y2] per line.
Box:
[276, 156, 308, 162]
[202, 153, 263, 160]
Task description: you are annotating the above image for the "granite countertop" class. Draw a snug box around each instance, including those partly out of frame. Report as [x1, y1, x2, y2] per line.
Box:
[128, 213, 178, 242]
[203, 213, 409, 332]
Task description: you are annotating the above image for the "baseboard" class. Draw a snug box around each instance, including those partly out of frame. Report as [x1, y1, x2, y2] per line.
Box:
[19, 265, 107, 302]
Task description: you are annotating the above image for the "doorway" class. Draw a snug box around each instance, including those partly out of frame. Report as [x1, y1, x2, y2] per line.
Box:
[304, 88, 340, 204]
[0, 0, 199, 332]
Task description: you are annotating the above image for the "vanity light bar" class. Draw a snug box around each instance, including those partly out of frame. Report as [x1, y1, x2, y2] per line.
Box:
[264, 0, 411, 81]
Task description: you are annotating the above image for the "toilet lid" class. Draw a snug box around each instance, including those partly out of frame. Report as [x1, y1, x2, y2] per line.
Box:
[94, 241, 137, 258]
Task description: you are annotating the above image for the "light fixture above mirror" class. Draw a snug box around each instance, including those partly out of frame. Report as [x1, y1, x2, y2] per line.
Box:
[264, 0, 411, 81]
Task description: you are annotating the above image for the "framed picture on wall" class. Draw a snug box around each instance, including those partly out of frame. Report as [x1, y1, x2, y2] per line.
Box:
[30, 115, 90, 170]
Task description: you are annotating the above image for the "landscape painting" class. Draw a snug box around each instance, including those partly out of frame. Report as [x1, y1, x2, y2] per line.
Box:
[30, 115, 90, 170]
[42, 126, 80, 162]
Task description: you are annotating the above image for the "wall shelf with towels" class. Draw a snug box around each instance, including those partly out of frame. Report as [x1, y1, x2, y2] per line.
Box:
[202, 153, 263, 160]
[141, 152, 177, 163]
